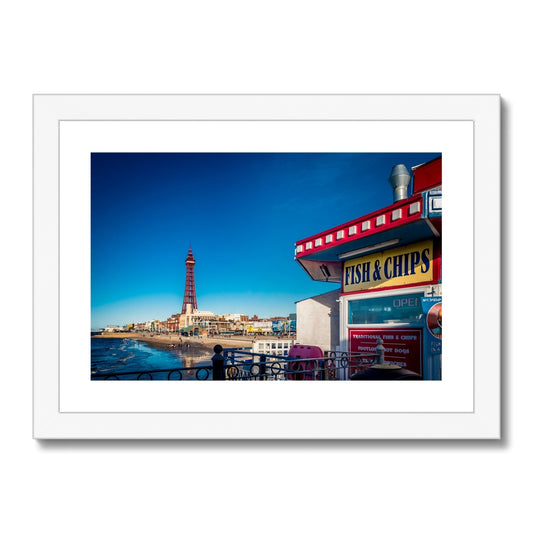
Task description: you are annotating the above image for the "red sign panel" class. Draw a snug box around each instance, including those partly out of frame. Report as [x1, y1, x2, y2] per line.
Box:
[412, 156, 442, 194]
[349, 328, 422, 375]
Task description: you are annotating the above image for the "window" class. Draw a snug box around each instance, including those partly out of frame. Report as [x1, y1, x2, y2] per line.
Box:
[348, 293, 424, 325]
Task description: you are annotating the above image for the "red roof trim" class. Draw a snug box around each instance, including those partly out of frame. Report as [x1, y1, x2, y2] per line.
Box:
[295, 194, 423, 258]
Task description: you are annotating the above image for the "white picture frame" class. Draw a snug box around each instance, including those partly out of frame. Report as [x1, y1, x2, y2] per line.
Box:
[33, 94, 500, 439]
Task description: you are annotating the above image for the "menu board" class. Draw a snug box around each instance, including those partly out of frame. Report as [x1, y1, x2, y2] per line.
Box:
[349, 328, 422, 375]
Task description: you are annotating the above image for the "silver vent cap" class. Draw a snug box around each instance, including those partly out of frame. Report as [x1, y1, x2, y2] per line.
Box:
[388, 164, 412, 203]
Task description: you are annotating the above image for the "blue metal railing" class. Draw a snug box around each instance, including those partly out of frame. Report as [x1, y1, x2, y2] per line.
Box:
[92, 348, 377, 381]
[92, 365, 213, 380]
[221, 349, 377, 380]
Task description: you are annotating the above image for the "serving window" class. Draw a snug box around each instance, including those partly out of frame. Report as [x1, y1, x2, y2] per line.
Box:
[348, 292, 425, 325]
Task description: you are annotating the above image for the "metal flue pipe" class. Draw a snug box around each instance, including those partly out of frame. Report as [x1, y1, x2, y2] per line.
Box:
[388, 164, 412, 203]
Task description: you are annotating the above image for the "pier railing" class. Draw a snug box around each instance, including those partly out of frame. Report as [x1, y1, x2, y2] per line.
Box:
[92, 365, 213, 380]
[93, 344, 378, 381]
[220, 349, 377, 380]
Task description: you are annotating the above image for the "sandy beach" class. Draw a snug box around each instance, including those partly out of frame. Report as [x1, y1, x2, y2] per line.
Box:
[95, 331, 256, 352]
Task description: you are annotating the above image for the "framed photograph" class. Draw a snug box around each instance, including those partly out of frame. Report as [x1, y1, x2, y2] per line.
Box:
[33, 94, 500, 439]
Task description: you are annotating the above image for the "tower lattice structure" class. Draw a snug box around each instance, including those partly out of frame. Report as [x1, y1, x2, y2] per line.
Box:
[181, 246, 198, 314]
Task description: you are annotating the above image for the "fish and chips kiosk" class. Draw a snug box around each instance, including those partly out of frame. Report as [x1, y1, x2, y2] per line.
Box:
[294, 156, 442, 380]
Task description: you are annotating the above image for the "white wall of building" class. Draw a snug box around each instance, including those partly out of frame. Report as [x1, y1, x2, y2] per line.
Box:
[296, 289, 340, 352]
[222, 313, 244, 322]
[180, 308, 217, 328]
[253, 339, 294, 356]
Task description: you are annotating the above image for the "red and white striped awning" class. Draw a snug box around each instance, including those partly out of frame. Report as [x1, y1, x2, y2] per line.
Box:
[294, 191, 442, 283]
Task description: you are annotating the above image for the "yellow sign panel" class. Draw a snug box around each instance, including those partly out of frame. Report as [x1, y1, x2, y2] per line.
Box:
[343, 240, 434, 293]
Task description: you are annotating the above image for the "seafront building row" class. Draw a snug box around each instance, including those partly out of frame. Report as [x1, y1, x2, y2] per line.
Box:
[104, 309, 296, 337]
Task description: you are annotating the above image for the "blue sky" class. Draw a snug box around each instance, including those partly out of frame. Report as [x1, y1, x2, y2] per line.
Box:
[91, 152, 440, 329]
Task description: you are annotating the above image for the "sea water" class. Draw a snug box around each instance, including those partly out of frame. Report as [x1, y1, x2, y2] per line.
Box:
[91, 337, 212, 380]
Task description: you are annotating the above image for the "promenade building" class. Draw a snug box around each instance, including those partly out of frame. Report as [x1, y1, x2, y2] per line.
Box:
[167, 313, 181, 332]
[221, 313, 246, 323]
[179, 304, 217, 327]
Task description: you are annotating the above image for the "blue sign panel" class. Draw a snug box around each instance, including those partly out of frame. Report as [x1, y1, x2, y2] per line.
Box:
[422, 296, 442, 380]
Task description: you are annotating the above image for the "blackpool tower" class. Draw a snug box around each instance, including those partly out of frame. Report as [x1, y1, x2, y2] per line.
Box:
[181, 246, 198, 314]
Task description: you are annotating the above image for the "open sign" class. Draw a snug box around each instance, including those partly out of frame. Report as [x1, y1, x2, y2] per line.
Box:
[393, 297, 420, 308]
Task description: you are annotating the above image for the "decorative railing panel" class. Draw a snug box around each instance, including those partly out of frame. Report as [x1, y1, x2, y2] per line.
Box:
[92, 365, 213, 381]
[221, 350, 376, 381]
[92, 348, 378, 381]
